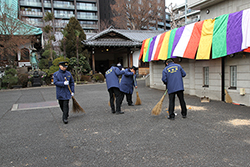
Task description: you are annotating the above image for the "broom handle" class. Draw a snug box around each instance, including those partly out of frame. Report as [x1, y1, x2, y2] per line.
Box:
[64, 77, 72, 94]
[133, 75, 138, 91]
[164, 89, 168, 96]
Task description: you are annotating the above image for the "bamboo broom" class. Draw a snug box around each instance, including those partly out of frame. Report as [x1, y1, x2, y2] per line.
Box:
[151, 90, 168, 116]
[135, 90, 141, 105]
[65, 77, 85, 113]
[134, 75, 141, 105]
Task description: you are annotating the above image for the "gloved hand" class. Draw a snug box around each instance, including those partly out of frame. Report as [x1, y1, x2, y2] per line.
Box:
[64, 81, 69, 85]
[122, 68, 125, 70]
[71, 93, 74, 96]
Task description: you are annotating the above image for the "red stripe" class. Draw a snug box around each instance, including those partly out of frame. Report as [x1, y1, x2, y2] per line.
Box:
[243, 47, 250, 53]
[139, 40, 146, 60]
[153, 32, 166, 60]
[183, 21, 204, 59]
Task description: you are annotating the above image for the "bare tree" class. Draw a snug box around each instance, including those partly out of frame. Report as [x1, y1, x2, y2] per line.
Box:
[111, 0, 165, 30]
[166, 3, 183, 29]
[0, 4, 38, 66]
[100, 19, 112, 31]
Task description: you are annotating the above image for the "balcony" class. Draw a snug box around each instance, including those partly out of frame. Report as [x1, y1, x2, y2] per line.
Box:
[44, 3, 51, 8]
[20, 1, 42, 7]
[20, 11, 43, 17]
[54, 13, 75, 19]
[77, 5, 97, 11]
[77, 15, 98, 20]
[174, 9, 200, 20]
[53, 4, 75, 9]
[80, 24, 98, 29]
[54, 22, 69, 28]
[23, 20, 44, 27]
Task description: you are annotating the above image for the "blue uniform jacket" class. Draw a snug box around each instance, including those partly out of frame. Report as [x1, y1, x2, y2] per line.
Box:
[120, 69, 137, 94]
[105, 66, 125, 90]
[162, 62, 186, 94]
[53, 69, 74, 100]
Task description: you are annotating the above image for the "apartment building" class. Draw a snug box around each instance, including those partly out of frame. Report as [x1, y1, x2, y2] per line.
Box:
[18, 0, 100, 33]
[173, 3, 200, 27]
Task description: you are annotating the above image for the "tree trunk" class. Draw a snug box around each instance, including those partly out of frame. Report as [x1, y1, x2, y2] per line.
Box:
[63, 38, 66, 59]
[76, 36, 79, 66]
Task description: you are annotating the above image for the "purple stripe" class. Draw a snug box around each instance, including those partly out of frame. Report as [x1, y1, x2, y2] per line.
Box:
[148, 36, 157, 61]
[171, 26, 185, 58]
[227, 11, 243, 55]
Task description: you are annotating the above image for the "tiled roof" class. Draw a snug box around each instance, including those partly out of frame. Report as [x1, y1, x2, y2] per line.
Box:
[83, 26, 164, 47]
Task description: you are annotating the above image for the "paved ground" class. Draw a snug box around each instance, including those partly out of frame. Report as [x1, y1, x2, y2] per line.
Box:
[0, 79, 250, 167]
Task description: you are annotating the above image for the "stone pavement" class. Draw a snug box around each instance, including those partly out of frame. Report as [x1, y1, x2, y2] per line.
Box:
[0, 80, 250, 167]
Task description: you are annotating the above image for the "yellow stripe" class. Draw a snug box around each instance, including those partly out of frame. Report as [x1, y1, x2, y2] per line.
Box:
[142, 38, 151, 61]
[157, 31, 171, 60]
[196, 19, 215, 60]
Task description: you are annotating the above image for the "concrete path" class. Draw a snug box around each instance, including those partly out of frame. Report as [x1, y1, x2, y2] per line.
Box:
[0, 80, 250, 167]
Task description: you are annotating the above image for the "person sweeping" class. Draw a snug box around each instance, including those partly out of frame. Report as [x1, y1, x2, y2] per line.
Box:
[120, 66, 138, 106]
[53, 61, 74, 124]
[105, 64, 125, 114]
[162, 58, 187, 120]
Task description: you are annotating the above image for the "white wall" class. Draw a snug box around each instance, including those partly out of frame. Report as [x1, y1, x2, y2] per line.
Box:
[149, 53, 250, 106]
[133, 50, 140, 67]
[225, 52, 250, 105]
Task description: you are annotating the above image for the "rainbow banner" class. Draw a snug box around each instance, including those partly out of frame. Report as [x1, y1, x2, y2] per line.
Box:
[139, 8, 250, 62]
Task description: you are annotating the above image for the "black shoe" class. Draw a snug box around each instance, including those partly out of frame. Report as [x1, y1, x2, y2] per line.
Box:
[63, 119, 68, 124]
[116, 111, 124, 114]
[128, 103, 134, 106]
[111, 109, 115, 114]
[167, 116, 175, 120]
[182, 115, 187, 118]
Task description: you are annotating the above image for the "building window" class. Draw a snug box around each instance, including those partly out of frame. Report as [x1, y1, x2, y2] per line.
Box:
[230, 66, 237, 89]
[203, 67, 209, 87]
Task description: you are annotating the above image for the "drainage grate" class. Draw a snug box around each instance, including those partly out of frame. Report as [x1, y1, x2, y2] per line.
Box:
[11, 101, 59, 111]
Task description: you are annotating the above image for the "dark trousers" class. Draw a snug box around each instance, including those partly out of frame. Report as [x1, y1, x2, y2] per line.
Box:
[59, 100, 69, 120]
[108, 87, 122, 112]
[168, 90, 187, 118]
[121, 93, 133, 105]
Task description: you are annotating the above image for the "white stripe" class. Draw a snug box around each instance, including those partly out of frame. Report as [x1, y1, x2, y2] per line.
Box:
[151, 34, 161, 61]
[173, 23, 195, 57]
[241, 8, 250, 49]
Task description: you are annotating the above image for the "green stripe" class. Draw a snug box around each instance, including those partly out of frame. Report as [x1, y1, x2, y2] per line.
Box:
[144, 38, 153, 62]
[212, 14, 229, 59]
[167, 28, 177, 59]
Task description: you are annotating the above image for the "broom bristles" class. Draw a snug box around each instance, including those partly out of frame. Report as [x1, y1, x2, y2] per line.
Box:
[151, 94, 166, 115]
[135, 91, 141, 105]
[72, 96, 85, 113]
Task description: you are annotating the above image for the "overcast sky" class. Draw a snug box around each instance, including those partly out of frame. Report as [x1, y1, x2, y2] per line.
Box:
[165, 0, 185, 6]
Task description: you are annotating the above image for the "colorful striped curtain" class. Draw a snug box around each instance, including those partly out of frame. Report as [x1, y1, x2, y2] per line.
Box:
[139, 8, 250, 62]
